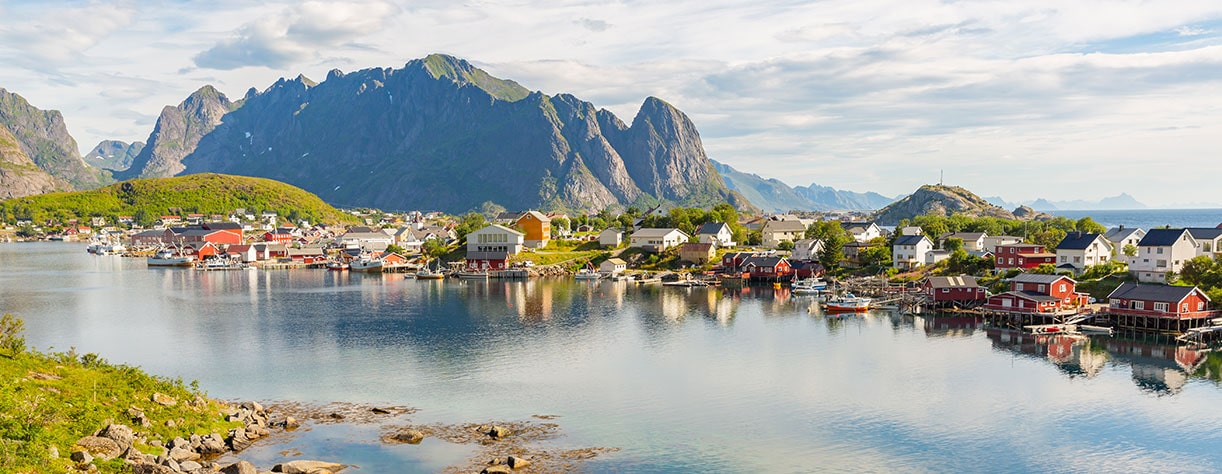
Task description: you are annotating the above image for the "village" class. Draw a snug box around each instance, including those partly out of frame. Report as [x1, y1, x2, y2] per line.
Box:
[4, 204, 1222, 339]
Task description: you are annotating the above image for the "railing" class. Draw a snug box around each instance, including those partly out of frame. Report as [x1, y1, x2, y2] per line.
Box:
[1103, 308, 1218, 319]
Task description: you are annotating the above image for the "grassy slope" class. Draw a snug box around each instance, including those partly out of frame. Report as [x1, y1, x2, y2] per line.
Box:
[0, 173, 359, 225]
[0, 346, 240, 472]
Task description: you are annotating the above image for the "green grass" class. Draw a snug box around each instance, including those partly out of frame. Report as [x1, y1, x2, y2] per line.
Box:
[0, 173, 359, 226]
[0, 317, 241, 472]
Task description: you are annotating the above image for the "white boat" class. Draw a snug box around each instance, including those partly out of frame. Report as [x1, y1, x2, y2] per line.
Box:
[456, 271, 489, 280]
[415, 259, 445, 280]
[326, 261, 348, 271]
[575, 262, 601, 280]
[824, 293, 871, 312]
[349, 257, 384, 273]
[147, 248, 195, 267]
[791, 277, 827, 294]
[98, 242, 127, 255]
[196, 256, 247, 270]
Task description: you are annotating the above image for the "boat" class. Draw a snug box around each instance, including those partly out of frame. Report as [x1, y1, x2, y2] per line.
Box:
[97, 242, 127, 255]
[575, 262, 601, 281]
[791, 277, 827, 295]
[196, 256, 247, 270]
[456, 270, 489, 280]
[1077, 324, 1114, 336]
[824, 293, 871, 312]
[147, 248, 195, 267]
[416, 260, 445, 280]
[326, 261, 348, 271]
[662, 273, 708, 287]
[349, 256, 384, 273]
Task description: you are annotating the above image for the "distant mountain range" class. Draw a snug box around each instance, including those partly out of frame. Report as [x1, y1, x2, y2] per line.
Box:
[84, 140, 144, 172]
[713, 160, 896, 212]
[984, 193, 1147, 211]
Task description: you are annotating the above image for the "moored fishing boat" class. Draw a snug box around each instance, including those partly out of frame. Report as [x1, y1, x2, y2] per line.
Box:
[349, 256, 384, 273]
[824, 293, 871, 312]
[575, 262, 601, 281]
[791, 277, 827, 295]
[147, 248, 195, 267]
[326, 261, 348, 271]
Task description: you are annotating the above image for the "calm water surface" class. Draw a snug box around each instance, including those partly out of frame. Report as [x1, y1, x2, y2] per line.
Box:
[3, 242, 1222, 472]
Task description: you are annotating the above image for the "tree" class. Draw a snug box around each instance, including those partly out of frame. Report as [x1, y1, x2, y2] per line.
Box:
[477, 201, 507, 219]
[1031, 263, 1058, 275]
[454, 212, 487, 240]
[777, 240, 795, 251]
[551, 217, 570, 237]
[1179, 256, 1220, 287]
[422, 239, 448, 259]
[0, 313, 25, 357]
[1075, 217, 1106, 234]
[806, 221, 850, 269]
[1030, 228, 1067, 250]
[385, 244, 406, 255]
[859, 245, 891, 268]
[1122, 244, 1138, 257]
[943, 237, 964, 253]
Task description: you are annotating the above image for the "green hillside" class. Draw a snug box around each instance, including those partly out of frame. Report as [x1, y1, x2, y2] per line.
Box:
[0, 173, 356, 226]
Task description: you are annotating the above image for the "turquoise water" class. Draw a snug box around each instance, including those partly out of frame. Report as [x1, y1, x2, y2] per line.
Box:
[3, 242, 1222, 472]
[1051, 208, 1222, 229]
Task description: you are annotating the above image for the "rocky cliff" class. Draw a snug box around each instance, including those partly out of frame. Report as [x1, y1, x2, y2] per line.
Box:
[0, 88, 110, 190]
[0, 124, 68, 199]
[118, 86, 236, 180]
[873, 184, 1028, 225]
[129, 54, 743, 213]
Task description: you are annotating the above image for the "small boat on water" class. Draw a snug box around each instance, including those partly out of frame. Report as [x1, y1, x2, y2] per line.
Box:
[326, 261, 348, 271]
[575, 262, 601, 281]
[1077, 324, 1114, 336]
[349, 256, 384, 273]
[791, 277, 827, 295]
[415, 259, 446, 280]
[456, 271, 489, 280]
[147, 248, 195, 267]
[824, 293, 871, 312]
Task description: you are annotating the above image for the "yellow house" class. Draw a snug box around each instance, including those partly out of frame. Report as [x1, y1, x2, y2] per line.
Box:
[514, 210, 551, 248]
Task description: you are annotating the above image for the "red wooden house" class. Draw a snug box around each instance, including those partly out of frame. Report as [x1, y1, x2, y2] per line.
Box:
[202, 221, 244, 242]
[994, 243, 1056, 270]
[984, 274, 1088, 314]
[466, 251, 509, 271]
[923, 276, 987, 307]
[183, 242, 220, 259]
[263, 227, 296, 244]
[379, 251, 408, 266]
[720, 252, 757, 272]
[1106, 283, 1215, 326]
[740, 255, 793, 281]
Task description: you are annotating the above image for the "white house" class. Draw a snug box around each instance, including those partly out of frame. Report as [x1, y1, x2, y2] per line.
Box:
[598, 228, 623, 248]
[940, 232, 989, 252]
[630, 228, 690, 253]
[983, 235, 1024, 253]
[791, 239, 825, 262]
[893, 235, 934, 270]
[600, 258, 627, 275]
[1187, 228, 1222, 259]
[1055, 232, 1113, 273]
[338, 231, 394, 252]
[761, 219, 806, 248]
[466, 224, 525, 255]
[1130, 228, 1198, 283]
[844, 222, 883, 243]
[1104, 226, 1146, 263]
[696, 222, 735, 248]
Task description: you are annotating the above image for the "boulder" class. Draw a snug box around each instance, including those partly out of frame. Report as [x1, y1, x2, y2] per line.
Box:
[227, 430, 253, 452]
[392, 430, 424, 444]
[99, 423, 134, 452]
[271, 460, 345, 474]
[133, 464, 178, 474]
[487, 425, 511, 439]
[75, 435, 122, 460]
[199, 433, 228, 454]
[168, 446, 200, 462]
[240, 401, 265, 413]
[152, 392, 178, 406]
[507, 456, 531, 469]
[47, 445, 58, 459]
[221, 460, 259, 474]
[481, 466, 512, 474]
[170, 437, 191, 450]
[283, 416, 299, 429]
[70, 450, 93, 464]
[179, 460, 203, 472]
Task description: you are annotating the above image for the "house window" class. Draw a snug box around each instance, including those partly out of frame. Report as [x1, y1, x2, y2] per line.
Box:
[1058, 284, 1066, 293]
[1060, 256, 1067, 262]
[1073, 256, 1081, 263]
[942, 288, 950, 293]
[1130, 301, 1144, 310]
[1157, 248, 1164, 254]
[1154, 302, 1169, 312]
[1182, 303, 1189, 312]
[1038, 284, 1046, 293]
[1157, 260, 1168, 268]
[1199, 302, 1206, 311]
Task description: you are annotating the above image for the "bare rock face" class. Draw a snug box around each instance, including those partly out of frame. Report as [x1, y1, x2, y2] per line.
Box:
[0, 88, 110, 190]
[0, 124, 67, 198]
[120, 85, 235, 180]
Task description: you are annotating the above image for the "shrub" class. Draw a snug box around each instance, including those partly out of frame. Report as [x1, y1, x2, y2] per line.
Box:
[0, 313, 25, 357]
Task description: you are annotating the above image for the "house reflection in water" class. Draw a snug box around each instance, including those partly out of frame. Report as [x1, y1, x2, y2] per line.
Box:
[920, 315, 983, 338]
[987, 327, 1210, 394]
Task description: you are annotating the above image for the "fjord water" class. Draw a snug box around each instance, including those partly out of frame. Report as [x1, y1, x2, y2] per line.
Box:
[4, 243, 1222, 472]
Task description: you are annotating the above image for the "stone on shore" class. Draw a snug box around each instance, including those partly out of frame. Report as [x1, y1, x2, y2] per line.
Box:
[507, 455, 531, 469]
[393, 429, 425, 444]
[221, 460, 259, 474]
[271, 460, 345, 473]
[132, 463, 177, 474]
[70, 450, 93, 464]
[168, 446, 200, 462]
[179, 460, 203, 471]
[151, 392, 177, 406]
[487, 425, 511, 439]
[228, 429, 253, 451]
[283, 416, 299, 428]
[481, 465, 512, 474]
[74, 435, 122, 460]
[199, 433, 228, 454]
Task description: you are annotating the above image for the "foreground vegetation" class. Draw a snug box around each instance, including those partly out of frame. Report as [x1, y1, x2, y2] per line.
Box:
[0, 314, 240, 472]
[0, 173, 359, 228]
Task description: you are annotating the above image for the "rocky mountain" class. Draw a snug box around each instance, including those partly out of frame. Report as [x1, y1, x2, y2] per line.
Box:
[84, 140, 144, 172]
[712, 160, 896, 212]
[117, 86, 237, 180]
[792, 183, 895, 211]
[873, 184, 1043, 225]
[0, 124, 69, 199]
[0, 88, 110, 190]
[985, 193, 1147, 211]
[128, 54, 744, 213]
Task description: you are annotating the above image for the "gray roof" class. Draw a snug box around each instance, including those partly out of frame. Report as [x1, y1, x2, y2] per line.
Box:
[1137, 228, 1190, 247]
[1011, 273, 1073, 285]
[926, 276, 980, 288]
[1056, 232, 1105, 250]
[762, 220, 806, 232]
[941, 232, 986, 241]
[893, 235, 929, 246]
[1104, 227, 1143, 243]
[1107, 282, 1206, 303]
[697, 222, 730, 235]
[1187, 227, 1222, 240]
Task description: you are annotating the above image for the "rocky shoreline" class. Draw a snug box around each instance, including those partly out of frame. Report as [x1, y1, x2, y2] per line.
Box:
[68, 398, 616, 474]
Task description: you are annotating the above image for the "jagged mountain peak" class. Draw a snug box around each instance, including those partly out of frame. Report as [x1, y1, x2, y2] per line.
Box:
[413, 54, 531, 102]
[0, 87, 109, 190]
[0, 123, 68, 198]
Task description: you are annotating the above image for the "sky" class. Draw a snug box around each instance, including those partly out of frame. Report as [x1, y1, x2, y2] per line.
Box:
[1, 1, 1221, 208]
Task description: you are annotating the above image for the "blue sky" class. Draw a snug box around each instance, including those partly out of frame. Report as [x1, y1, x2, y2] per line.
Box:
[2, 1, 1221, 207]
